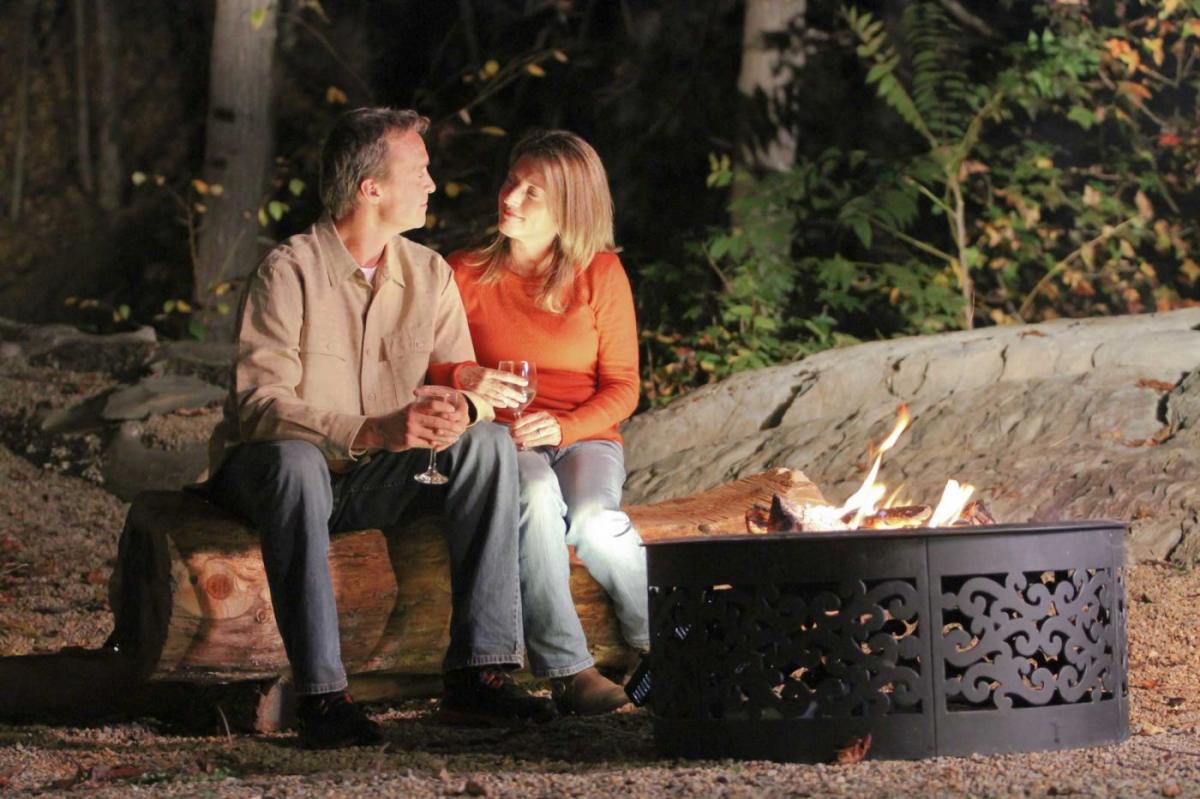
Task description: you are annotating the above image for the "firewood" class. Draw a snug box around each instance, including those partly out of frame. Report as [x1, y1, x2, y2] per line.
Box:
[955, 499, 996, 526]
[861, 504, 933, 529]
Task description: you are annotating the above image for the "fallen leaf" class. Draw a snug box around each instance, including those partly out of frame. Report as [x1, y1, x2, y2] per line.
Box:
[1133, 678, 1161, 690]
[1139, 721, 1167, 736]
[1137, 379, 1177, 393]
[466, 777, 489, 796]
[1162, 783, 1182, 798]
[85, 568, 107, 586]
[834, 733, 872, 764]
[1019, 329, 1048, 338]
[1166, 696, 1185, 708]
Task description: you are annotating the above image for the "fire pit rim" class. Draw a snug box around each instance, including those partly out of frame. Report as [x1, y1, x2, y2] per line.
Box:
[643, 518, 1127, 547]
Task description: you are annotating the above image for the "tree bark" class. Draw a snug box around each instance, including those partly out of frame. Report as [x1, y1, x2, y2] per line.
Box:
[94, 0, 122, 213]
[194, 0, 280, 342]
[9, 0, 36, 223]
[73, 0, 95, 196]
[733, 0, 805, 207]
[107, 469, 825, 684]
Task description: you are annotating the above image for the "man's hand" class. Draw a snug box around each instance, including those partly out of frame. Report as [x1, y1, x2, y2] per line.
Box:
[358, 389, 469, 453]
[457, 365, 528, 409]
[510, 411, 562, 450]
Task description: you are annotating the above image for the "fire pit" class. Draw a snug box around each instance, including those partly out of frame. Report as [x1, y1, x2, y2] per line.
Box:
[645, 520, 1128, 762]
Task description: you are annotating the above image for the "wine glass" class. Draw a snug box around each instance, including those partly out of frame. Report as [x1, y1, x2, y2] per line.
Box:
[412, 385, 459, 485]
[497, 360, 537, 421]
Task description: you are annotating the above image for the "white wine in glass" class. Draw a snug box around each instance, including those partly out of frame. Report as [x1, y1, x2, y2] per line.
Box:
[412, 385, 459, 485]
[498, 360, 537, 420]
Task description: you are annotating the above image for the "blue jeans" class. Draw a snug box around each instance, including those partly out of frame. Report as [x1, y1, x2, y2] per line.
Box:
[519, 439, 649, 677]
[207, 423, 524, 695]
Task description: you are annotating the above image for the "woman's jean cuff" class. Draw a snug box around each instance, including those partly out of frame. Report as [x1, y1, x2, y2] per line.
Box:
[532, 654, 595, 679]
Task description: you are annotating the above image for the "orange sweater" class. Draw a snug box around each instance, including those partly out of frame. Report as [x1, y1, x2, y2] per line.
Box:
[429, 250, 640, 447]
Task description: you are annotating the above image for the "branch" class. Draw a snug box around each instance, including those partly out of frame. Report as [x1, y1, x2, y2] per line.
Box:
[700, 243, 734, 293]
[936, 0, 1000, 39]
[869, 216, 958, 265]
[284, 10, 374, 102]
[1017, 216, 1139, 321]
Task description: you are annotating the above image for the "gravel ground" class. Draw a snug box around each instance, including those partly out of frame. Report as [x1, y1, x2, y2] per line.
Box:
[1, 365, 1199, 797]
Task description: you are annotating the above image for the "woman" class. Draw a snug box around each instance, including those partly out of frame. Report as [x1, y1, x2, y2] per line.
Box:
[429, 130, 646, 715]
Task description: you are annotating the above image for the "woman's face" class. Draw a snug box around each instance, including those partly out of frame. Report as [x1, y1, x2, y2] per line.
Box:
[498, 157, 558, 249]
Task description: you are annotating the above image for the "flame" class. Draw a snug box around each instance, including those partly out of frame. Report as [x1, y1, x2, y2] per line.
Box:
[835, 404, 911, 525]
[928, 479, 976, 527]
[821, 404, 981, 531]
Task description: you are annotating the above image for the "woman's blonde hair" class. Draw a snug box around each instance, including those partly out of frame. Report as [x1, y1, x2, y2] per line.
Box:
[465, 130, 615, 312]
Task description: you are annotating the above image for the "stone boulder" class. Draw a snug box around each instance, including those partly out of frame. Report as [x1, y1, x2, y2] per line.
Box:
[621, 308, 1200, 563]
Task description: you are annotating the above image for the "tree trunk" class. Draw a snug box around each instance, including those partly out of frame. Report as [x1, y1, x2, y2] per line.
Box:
[73, 0, 95, 196]
[94, 0, 122, 213]
[194, 0, 279, 342]
[107, 469, 824, 684]
[9, 0, 36, 223]
[733, 0, 805, 209]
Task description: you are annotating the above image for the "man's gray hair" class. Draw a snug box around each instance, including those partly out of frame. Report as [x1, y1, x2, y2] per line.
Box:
[319, 107, 430, 219]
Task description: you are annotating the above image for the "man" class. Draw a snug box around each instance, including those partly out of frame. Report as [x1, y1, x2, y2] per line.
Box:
[205, 107, 556, 749]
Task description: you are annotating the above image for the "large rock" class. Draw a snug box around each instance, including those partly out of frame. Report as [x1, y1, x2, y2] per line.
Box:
[2, 319, 159, 378]
[621, 308, 1200, 563]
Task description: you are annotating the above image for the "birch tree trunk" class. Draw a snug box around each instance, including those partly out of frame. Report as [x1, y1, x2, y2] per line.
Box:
[733, 0, 805, 209]
[194, 0, 279, 342]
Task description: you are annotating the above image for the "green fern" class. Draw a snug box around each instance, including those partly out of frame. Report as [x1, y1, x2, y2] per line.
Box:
[905, 2, 974, 142]
[844, 6, 937, 147]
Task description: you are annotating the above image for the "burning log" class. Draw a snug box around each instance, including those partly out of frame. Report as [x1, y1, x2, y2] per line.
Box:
[955, 499, 996, 526]
[861, 504, 932, 529]
[743, 405, 1000, 534]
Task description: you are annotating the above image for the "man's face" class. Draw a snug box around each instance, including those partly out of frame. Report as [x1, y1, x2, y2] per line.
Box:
[372, 130, 435, 232]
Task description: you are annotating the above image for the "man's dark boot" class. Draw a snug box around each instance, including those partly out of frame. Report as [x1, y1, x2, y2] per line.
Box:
[440, 667, 559, 725]
[296, 691, 383, 749]
[551, 666, 630, 716]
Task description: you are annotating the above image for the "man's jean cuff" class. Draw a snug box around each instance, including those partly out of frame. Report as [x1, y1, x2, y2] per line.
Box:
[293, 675, 350, 696]
[444, 652, 526, 672]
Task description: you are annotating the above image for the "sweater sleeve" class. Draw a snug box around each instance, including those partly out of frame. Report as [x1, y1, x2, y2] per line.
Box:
[425, 254, 492, 422]
[553, 254, 640, 446]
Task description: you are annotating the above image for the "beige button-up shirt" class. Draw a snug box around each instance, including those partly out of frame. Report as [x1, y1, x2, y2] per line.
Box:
[208, 214, 491, 475]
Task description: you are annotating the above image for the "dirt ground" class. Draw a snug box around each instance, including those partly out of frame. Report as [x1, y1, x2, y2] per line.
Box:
[1, 366, 1199, 797]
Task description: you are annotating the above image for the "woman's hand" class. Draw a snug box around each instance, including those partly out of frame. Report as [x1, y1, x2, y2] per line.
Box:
[510, 411, 562, 450]
[458, 365, 528, 409]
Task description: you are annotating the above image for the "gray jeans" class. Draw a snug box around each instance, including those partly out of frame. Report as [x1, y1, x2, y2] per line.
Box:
[519, 439, 649, 678]
[207, 423, 524, 695]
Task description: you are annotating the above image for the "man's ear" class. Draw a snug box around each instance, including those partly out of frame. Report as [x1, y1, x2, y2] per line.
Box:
[359, 177, 381, 205]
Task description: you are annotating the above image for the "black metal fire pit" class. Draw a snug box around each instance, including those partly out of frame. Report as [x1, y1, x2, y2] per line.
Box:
[645, 520, 1128, 762]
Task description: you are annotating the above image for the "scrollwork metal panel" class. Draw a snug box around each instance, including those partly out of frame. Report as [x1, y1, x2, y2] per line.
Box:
[652, 578, 926, 723]
[647, 521, 1129, 762]
[940, 568, 1120, 710]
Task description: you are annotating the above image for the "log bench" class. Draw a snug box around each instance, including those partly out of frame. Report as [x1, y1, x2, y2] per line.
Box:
[2, 468, 823, 729]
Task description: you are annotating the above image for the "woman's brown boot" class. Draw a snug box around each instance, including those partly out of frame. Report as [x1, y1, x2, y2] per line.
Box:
[551, 667, 630, 715]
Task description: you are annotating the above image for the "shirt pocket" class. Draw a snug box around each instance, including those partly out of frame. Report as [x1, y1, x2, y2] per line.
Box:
[297, 342, 351, 409]
[384, 331, 432, 407]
